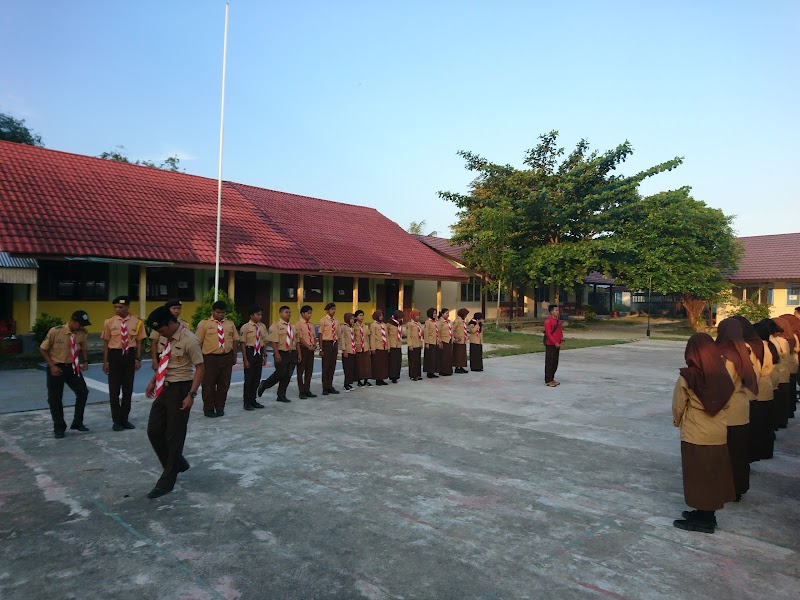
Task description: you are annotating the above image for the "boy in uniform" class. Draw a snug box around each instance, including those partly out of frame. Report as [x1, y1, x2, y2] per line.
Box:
[102, 295, 146, 431]
[340, 313, 357, 392]
[296, 305, 318, 399]
[387, 310, 404, 383]
[240, 304, 268, 410]
[258, 305, 299, 402]
[195, 300, 239, 417]
[39, 310, 92, 438]
[318, 302, 340, 395]
[150, 299, 188, 371]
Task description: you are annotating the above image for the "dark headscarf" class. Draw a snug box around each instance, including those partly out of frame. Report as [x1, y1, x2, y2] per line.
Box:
[391, 310, 404, 323]
[730, 315, 764, 365]
[716, 318, 759, 395]
[426, 308, 436, 320]
[772, 316, 794, 350]
[438, 308, 449, 320]
[754, 319, 780, 365]
[681, 332, 735, 416]
[456, 308, 469, 319]
[343, 312, 354, 325]
[372, 310, 384, 322]
[780, 314, 800, 350]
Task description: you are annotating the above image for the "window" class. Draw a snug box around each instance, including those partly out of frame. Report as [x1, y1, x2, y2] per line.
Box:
[280, 274, 298, 302]
[460, 277, 481, 302]
[333, 277, 353, 302]
[766, 285, 774, 305]
[787, 283, 800, 306]
[487, 287, 507, 302]
[303, 275, 323, 302]
[358, 277, 371, 302]
[38, 260, 109, 300]
[535, 286, 549, 303]
[130, 267, 194, 301]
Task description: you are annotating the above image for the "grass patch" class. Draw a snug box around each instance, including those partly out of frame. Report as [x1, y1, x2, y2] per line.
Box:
[482, 330, 629, 358]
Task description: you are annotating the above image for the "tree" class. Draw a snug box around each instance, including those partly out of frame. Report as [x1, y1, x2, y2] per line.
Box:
[99, 145, 182, 172]
[612, 187, 740, 330]
[0, 113, 44, 146]
[408, 219, 438, 237]
[190, 288, 242, 329]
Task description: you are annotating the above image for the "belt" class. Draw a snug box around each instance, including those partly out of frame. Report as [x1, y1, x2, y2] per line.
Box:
[164, 380, 192, 387]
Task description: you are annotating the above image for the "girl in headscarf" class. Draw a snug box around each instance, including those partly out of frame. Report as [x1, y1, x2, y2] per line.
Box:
[423, 308, 439, 379]
[354, 310, 372, 387]
[453, 308, 470, 374]
[673, 332, 736, 534]
[405, 309, 424, 381]
[779, 313, 800, 418]
[387, 310, 404, 383]
[468, 312, 484, 372]
[753, 319, 780, 460]
[771, 316, 793, 428]
[437, 308, 454, 376]
[715, 317, 759, 502]
[369, 310, 389, 385]
[340, 313, 356, 392]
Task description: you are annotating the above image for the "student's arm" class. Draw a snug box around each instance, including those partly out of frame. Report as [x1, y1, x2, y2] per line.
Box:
[80, 334, 89, 370]
[672, 378, 688, 427]
[182, 364, 204, 411]
[150, 334, 159, 371]
[39, 330, 62, 377]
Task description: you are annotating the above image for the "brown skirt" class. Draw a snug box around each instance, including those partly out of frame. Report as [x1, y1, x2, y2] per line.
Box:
[681, 441, 736, 510]
[727, 424, 750, 497]
[423, 344, 438, 374]
[371, 350, 389, 380]
[408, 347, 422, 379]
[453, 343, 468, 368]
[439, 342, 453, 375]
[388, 347, 402, 380]
[470, 343, 483, 371]
[749, 401, 774, 461]
[356, 351, 372, 380]
[777, 383, 790, 428]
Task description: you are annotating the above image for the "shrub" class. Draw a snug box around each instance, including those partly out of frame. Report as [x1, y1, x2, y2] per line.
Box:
[731, 301, 771, 324]
[190, 288, 242, 329]
[583, 305, 597, 321]
[32, 313, 64, 343]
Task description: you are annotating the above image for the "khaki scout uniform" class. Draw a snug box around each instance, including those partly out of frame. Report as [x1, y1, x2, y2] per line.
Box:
[41, 324, 90, 433]
[423, 318, 439, 375]
[354, 322, 372, 381]
[102, 314, 146, 426]
[468, 319, 484, 371]
[318, 314, 339, 391]
[259, 319, 298, 398]
[240, 319, 268, 408]
[296, 318, 317, 395]
[340, 323, 357, 387]
[195, 317, 239, 414]
[405, 319, 424, 380]
[387, 318, 402, 382]
[452, 316, 468, 369]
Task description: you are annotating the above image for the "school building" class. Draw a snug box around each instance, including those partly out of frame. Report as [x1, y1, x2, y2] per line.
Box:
[0, 141, 466, 335]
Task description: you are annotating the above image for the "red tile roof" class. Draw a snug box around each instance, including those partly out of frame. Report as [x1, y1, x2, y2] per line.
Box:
[729, 233, 800, 282]
[412, 234, 467, 264]
[0, 142, 466, 281]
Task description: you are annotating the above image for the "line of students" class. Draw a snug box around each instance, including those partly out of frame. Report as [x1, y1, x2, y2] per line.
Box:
[672, 313, 799, 534]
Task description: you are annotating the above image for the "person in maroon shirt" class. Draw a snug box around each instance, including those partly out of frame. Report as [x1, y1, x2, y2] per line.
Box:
[544, 304, 565, 386]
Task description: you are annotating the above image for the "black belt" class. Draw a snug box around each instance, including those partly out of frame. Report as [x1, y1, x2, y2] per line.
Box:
[164, 380, 192, 387]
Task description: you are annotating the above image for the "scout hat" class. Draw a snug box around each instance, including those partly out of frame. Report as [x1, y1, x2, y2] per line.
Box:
[112, 295, 131, 305]
[165, 299, 182, 309]
[146, 306, 177, 331]
[70, 310, 91, 327]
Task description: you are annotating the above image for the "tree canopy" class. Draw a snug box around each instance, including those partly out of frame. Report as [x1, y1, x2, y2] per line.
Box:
[408, 220, 438, 237]
[0, 113, 44, 146]
[99, 145, 182, 172]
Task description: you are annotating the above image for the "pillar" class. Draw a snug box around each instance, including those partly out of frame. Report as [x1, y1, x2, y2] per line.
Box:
[29, 282, 38, 331]
[139, 266, 147, 319]
[398, 279, 405, 313]
[297, 274, 305, 308]
[353, 277, 359, 312]
[227, 269, 235, 301]
[436, 280, 442, 313]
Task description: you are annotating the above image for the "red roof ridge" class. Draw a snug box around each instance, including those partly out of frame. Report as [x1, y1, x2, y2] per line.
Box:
[227, 181, 380, 212]
[736, 232, 800, 241]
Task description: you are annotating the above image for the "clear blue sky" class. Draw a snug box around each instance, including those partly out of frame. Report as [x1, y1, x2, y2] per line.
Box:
[3, 1, 797, 239]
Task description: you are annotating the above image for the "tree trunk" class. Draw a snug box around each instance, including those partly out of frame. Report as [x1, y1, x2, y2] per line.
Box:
[682, 295, 706, 331]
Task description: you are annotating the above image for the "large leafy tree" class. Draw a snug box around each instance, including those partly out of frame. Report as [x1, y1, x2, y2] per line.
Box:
[613, 187, 740, 329]
[0, 113, 44, 146]
[407, 219, 438, 236]
[99, 145, 182, 172]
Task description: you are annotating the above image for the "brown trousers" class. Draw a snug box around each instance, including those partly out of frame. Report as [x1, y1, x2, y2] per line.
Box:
[147, 380, 191, 491]
[388, 348, 402, 381]
[544, 344, 560, 383]
[261, 350, 297, 397]
[297, 346, 315, 393]
[243, 347, 264, 406]
[408, 348, 422, 379]
[202, 352, 233, 412]
[342, 354, 356, 386]
[108, 348, 135, 423]
[322, 340, 338, 390]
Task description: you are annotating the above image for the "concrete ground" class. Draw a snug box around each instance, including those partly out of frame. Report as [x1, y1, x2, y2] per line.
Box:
[0, 340, 798, 600]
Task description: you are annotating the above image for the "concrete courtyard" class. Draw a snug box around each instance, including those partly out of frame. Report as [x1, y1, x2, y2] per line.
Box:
[0, 339, 798, 600]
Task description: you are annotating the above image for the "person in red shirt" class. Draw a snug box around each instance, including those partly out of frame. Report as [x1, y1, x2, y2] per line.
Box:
[544, 304, 565, 387]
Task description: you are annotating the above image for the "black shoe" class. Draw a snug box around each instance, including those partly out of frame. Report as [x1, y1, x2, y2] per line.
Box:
[253, 402, 265, 409]
[426, 373, 438, 379]
[390, 379, 398, 383]
[216, 410, 225, 417]
[673, 519, 714, 534]
[204, 410, 217, 418]
[178, 458, 190, 473]
[357, 381, 365, 387]
[112, 422, 124, 431]
[364, 381, 372, 387]
[54, 430, 65, 439]
[257, 381, 268, 397]
[122, 421, 136, 430]
[306, 392, 318, 398]
[147, 487, 171, 499]
[276, 396, 291, 403]
[735, 494, 742, 502]
[328, 388, 340, 394]
[344, 385, 353, 392]
[70, 424, 90, 432]
[299, 393, 308, 399]
[244, 404, 255, 411]
[682, 510, 717, 526]
[376, 380, 387, 386]
[322, 390, 330, 395]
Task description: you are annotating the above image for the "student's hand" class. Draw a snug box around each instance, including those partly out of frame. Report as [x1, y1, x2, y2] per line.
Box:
[371, 350, 375, 355]
[134, 359, 142, 372]
[343, 352, 349, 358]
[180, 396, 193, 411]
[145, 381, 155, 398]
[102, 362, 109, 375]
[438, 342, 443, 349]
[274, 353, 282, 364]
[243, 359, 250, 369]
[49, 364, 63, 377]
[82, 361, 89, 372]
[555, 343, 561, 349]
[151, 360, 158, 371]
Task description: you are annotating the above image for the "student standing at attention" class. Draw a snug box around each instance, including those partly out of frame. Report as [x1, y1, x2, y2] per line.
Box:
[423, 308, 439, 379]
[318, 302, 340, 395]
[370, 310, 390, 385]
[296, 305, 317, 399]
[468, 312, 484, 372]
[437, 308, 453, 376]
[340, 313, 357, 392]
[453, 308, 469, 374]
[406, 309, 424, 381]
[239, 305, 268, 411]
[195, 300, 239, 418]
[544, 304, 564, 387]
[387, 310, 404, 384]
[354, 310, 372, 387]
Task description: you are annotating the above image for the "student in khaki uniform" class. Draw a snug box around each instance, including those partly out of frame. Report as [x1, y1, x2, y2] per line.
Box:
[387, 310, 404, 383]
[771, 316, 792, 428]
[102, 295, 146, 431]
[468, 312, 484, 372]
[240, 305, 268, 411]
[39, 310, 92, 438]
[318, 303, 340, 395]
[423, 308, 439, 379]
[715, 317, 759, 502]
[144, 306, 204, 499]
[437, 308, 453, 376]
[453, 308, 469, 374]
[258, 305, 299, 402]
[296, 305, 318, 399]
[354, 310, 372, 387]
[672, 332, 736, 534]
[340, 313, 357, 392]
[150, 299, 188, 371]
[780, 313, 800, 418]
[370, 310, 389, 385]
[195, 300, 239, 418]
[752, 320, 779, 460]
[405, 309, 423, 381]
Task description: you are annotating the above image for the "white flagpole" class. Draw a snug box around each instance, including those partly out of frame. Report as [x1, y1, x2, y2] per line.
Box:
[214, 2, 230, 302]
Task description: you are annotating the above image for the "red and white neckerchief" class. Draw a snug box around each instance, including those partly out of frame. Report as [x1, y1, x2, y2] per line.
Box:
[392, 319, 402, 344]
[380, 323, 387, 349]
[154, 337, 172, 398]
[433, 319, 439, 343]
[447, 319, 453, 341]
[253, 322, 261, 355]
[359, 324, 367, 351]
[285, 322, 294, 350]
[70, 333, 81, 375]
[330, 317, 338, 342]
[306, 320, 314, 348]
[216, 319, 225, 349]
[120, 316, 129, 355]
[415, 321, 423, 343]
[349, 325, 356, 353]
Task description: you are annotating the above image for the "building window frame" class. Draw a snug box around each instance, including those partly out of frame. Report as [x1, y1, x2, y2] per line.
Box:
[38, 260, 109, 301]
[280, 274, 299, 302]
[460, 276, 482, 302]
[787, 283, 800, 306]
[303, 275, 324, 302]
[333, 277, 353, 302]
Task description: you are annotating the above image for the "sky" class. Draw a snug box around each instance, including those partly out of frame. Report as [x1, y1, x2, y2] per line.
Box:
[2, 1, 798, 239]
